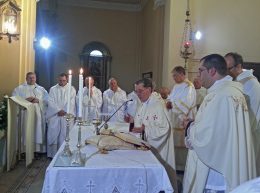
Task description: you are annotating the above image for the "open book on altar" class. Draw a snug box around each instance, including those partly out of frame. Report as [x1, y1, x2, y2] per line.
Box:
[7, 96, 35, 171]
[85, 129, 151, 151]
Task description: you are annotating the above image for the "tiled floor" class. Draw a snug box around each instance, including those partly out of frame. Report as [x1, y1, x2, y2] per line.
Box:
[0, 157, 50, 193]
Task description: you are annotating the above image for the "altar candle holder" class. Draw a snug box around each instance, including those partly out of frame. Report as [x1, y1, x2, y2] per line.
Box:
[71, 117, 85, 166]
[61, 113, 74, 157]
[85, 101, 92, 126]
[92, 118, 101, 135]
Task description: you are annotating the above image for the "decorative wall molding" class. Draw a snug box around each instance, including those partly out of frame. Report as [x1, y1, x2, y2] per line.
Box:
[58, 0, 150, 12]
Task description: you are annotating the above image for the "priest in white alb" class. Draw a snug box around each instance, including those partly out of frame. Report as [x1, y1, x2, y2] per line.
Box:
[167, 66, 197, 130]
[102, 77, 127, 122]
[132, 78, 177, 191]
[183, 54, 256, 193]
[46, 73, 76, 158]
[77, 76, 102, 121]
[225, 52, 260, 176]
[166, 66, 196, 170]
[125, 84, 141, 118]
[12, 72, 48, 153]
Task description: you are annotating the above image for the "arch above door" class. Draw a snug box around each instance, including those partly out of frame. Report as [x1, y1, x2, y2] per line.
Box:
[80, 41, 112, 92]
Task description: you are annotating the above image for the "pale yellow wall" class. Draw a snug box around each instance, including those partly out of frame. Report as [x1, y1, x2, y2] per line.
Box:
[50, 5, 141, 93]
[0, 0, 36, 97]
[163, 0, 187, 88]
[192, 0, 260, 61]
[141, 0, 164, 89]
[0, 42, 20, 96]
[163, 0, 260, 88]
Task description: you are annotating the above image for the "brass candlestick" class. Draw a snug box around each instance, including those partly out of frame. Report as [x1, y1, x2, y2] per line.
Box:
[61, 113, 74, 157]
[71, 117, 85, 166]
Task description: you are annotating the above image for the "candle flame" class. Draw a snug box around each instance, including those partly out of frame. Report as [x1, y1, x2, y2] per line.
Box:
[80, 68, 83, 74]
[68, 70, 72, 75]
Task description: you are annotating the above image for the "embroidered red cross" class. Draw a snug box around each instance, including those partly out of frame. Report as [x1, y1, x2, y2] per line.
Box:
[153, 115, 158, 120]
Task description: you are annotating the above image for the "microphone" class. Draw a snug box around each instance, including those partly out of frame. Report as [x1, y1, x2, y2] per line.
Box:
[98, 99, 133, 131]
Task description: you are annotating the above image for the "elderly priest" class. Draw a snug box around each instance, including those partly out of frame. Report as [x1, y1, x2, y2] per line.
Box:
[183, 54, 256, 193]
[12, 72, 48, 153]
[102, 77, 127, 122]
[131, 78, 177, 190]
[46, 73, 76, 158]
[225, 52, 260, 176]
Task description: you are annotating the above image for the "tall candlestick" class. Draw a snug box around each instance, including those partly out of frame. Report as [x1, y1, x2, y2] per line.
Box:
[78, 68, 83, 118]
[88, 77, 91, 101]
[67, 70, 72, 114]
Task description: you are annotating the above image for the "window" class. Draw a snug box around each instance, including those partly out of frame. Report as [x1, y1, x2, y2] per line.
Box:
[80, 41, 112, 91]
[90, 50, 103, 57]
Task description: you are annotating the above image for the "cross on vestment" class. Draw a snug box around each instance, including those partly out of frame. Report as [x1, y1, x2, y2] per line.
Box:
[152, 114, 158, 120]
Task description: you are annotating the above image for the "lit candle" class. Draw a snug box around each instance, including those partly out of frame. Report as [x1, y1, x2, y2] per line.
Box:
[88, 77, 91, 101]
[67, 70, 72, 114]
[78, 68, 84, 118]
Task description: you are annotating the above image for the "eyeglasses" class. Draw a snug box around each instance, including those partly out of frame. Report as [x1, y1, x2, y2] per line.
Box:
[135, 88, 150, 95]
[227, 65, 236, 71]
[198, 68, 207, 73]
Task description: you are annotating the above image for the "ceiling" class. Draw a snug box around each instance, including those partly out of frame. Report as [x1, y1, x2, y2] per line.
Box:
[92, 0, 142, 4]
[57, 0, 149, 11]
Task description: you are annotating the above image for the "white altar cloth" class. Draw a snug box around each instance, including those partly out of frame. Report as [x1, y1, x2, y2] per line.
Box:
[42, 123, 173, 193]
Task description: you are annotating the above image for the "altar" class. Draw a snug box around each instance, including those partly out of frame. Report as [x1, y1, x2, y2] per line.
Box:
[42, 123, 174, 193]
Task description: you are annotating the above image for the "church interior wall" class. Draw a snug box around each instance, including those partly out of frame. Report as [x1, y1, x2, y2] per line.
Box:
[163, 0, 260, 88]
[44, 4, 141, 93]
[0, 0, 36, 98]
[162, 0, 187, 89]
[140, 0, 164, 90]
[1, 0, 260, 97]
[0, 42, 20, 97]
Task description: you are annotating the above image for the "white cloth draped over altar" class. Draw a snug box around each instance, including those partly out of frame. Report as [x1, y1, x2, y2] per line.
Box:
[42, 123, 174, 193]
[230, 177, 260, 193]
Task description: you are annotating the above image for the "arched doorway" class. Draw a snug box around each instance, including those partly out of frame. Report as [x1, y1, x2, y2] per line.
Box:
[80, 41, 112, 92]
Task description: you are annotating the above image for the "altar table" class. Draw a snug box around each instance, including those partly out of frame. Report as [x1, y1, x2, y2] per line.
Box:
[42, 123, 174, 193]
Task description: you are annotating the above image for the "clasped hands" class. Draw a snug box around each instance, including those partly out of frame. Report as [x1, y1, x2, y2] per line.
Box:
[132, 124, 145, 133]
[57, 110, 66, 117]
[124, 113, 134, 123]
[166, 101, 173, 109]
[26, 96, 39, 103]
[183, 117, 194, 129]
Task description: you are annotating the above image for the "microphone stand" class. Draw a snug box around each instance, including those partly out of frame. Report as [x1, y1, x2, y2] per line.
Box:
[98, 99, 133, 133]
